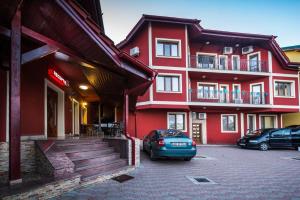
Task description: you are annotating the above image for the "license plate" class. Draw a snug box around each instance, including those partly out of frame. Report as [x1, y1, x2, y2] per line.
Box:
[171, 142, 187, 147]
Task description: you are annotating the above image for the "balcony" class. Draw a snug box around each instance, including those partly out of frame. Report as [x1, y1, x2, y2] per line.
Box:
[189, 89, 269, 106]
[188, 55, 269, 73]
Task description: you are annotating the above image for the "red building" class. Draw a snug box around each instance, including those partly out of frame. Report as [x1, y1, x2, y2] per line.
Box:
[119, 15, 300, 144]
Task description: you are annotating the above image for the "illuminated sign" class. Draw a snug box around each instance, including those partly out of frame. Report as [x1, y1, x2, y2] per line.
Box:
[48, 69, 69, 87]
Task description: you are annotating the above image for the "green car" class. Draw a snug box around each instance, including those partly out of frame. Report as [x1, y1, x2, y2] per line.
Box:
[143, 129, 197, 161]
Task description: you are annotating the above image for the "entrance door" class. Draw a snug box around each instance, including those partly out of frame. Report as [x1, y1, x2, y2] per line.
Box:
[47, 87, 58, 137]
[251, 84, 263, 104]
[192, 123, 202, 144]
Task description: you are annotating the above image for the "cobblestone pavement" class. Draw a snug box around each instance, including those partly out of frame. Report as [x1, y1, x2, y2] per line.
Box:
[54, 146, 300, 200]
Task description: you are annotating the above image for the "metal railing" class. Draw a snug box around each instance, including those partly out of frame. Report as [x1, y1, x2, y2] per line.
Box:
[188, 55, 269, 73]
[189, 89, 269, 105]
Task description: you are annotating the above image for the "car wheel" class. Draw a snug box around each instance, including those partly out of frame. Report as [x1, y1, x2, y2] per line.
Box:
[259, 142, 269, 151]
[150, 149, 156, 161]
[184, 157, 192, 161]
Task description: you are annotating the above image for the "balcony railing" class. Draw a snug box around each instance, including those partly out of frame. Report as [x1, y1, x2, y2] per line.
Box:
[189, 89, 269, 105]
[188, 55, 269, 73]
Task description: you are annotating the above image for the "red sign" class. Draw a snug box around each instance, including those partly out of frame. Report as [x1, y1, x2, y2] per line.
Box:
[48, 69, 69, 87]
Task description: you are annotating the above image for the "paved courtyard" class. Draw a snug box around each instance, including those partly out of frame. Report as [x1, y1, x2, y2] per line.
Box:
[54, 146, 300, 200]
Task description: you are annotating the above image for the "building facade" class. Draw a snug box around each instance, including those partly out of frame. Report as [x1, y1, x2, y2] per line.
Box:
[119, 15, 300, 144]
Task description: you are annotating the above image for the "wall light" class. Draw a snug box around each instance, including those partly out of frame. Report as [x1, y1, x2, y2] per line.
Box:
[79, 85, 89, 90]
[82, 102, 88, 106]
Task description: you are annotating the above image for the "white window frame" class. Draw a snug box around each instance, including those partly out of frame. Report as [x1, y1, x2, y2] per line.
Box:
[247, 114, 257, 132]
[250, 82, 265, 104]
[155, 38, 182, 59]
[219, 84, 229, 103]
[232, 84, 242, 100]
[156, 73, 182, 93]
[221, 114, 238, 133]
[273, 79, 296, 98]
[196, 52, 218, 68]
[167, 112, 187, 132]
[197, 82, 219, 99]
[259, 114, 278, 129]
[218, 55, 228, 70]
[231, 55, 240, 71]
[247, 51, 261, 72]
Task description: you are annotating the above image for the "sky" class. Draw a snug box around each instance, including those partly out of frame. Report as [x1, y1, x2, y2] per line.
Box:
[101, 0, 300, 47]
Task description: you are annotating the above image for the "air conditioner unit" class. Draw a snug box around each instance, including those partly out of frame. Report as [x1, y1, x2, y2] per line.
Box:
[130, 46, 140, 57]
[242, 46, 254, 54]
[223, 47, 233, 54]
[234, 99, 243, 104]
[198, 113, 207, 120]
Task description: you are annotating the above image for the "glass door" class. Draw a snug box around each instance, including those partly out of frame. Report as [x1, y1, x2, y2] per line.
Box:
[251, 84, 263, 104]
[219, 85, 229, 103]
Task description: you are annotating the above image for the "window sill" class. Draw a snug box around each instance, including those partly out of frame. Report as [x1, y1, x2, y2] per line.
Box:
[156, 55, 182, 59]
[274, 95, 295, 98]
[221, 131, 238, 134]
[157, 91, 182, 94]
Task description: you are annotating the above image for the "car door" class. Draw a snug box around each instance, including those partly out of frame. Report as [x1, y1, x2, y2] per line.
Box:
[269, 129, 292, 148]
[291, 128, 300, 147]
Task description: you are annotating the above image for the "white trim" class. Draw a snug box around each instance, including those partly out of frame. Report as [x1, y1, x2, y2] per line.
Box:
[155, 38, 182, 59]
[156, 73, 182, 93]
[232, 84, 241, 100]
[185, 25, 189, 68]
[250, 82, 265, 104]
[6, 71, 9, 142]
[167, 112, 187, 132]
[186, 71, 189, 102]
[202, 116, 207, 144]
[231, 55, 240, 71]
[188, 67, 270, 76]
[151, 66, 186, 71]
[220, 114, 238, 133]
[218, 55, 228, 70]
[72, 98, 80, 135]
[269, 76, 273, 105]
[246, 114, 257, 133]
[196, 52, 218, 68]
[197, 82, 219, 99]
[240, 113, 244, 137]
[148, 22, 152, 66]
[247, 51, 261, 71]
[271, 73, 299, 78]
[268, 51, 272, 73]
[189, 111, 192, 138]
[219, 84, 229, 103]
[44, 79, 65, 138]
[258, 114, 278, 129]
[273, 79, 296, 98]
[280, 114, 283, 128]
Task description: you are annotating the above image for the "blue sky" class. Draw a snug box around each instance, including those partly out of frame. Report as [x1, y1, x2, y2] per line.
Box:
[101, 0, 300, 47]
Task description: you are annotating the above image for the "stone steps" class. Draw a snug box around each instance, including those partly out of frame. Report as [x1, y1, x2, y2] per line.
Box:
[74, 153, 121, 170]
[55, 143, 109, 153]
[66, 148, 115, 161]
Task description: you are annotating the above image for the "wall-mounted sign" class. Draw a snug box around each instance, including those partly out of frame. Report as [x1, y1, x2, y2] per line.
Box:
[48, 69, 69, 87]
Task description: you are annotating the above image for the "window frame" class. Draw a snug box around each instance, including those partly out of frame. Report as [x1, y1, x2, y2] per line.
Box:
[273, 79, 295, 98]
[231, 55, 240, 71]
[247, 114, 257, 133]
[259, 114, 278, 129]
[167, 112, 187, 132]
[155, 38, 182, 58]
[232, 84, 242, 100]
[247, 51, 261, 72]
[221, 114, 238, 133]
[218, 55, 228, 70]
[197, 82, 219, 99]
[156, 73, 182, 93]
[250, 82, 265, 104]
[196, 52, 218, 69]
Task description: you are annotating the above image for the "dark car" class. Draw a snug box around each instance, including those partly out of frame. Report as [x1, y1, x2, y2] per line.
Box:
[143, 129, 197, 161]
[237, 127, 300, 151]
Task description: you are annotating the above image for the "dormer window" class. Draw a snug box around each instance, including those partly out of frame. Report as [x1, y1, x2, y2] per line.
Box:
[156, 38, 181, 58]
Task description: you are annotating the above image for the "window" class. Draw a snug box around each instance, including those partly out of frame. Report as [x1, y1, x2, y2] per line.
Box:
[156, 75, 180, 92]
[251, 83, 263, 104]
[274, 81, 294, 97]
[248, 52, 260, 72]
[156, 39, 180, 57]
[247, 114, 256, 133]
[197, 54, 216, 69]
[168, 113, 186, 131]
[221, 114, 238, 132]
[232, 84, 241, 100]
[271, 129, 290, 137]
[219, 55, 227, 70]
[260, 115, 277, 129]
[232, 55, 240, 70]
[197, 83, 218, 99]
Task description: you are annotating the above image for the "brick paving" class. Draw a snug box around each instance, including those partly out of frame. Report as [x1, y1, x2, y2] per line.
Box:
[54, 146, 300, 200]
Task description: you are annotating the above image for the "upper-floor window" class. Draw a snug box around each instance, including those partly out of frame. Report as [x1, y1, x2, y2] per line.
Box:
[219, 55, 228, 70]
[156, 39, 181, 58]
[247, 52, 261, 72]
[156, 74, 181, 92]
[197, 83, 218, 99]
[232, 55, 240, 70]
[197, 53, 217, 69]
[274, 80, 295, 98]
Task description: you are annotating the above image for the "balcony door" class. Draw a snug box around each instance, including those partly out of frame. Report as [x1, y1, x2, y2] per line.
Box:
[219, 84, 229, 103]
[251, 84, 263, 104]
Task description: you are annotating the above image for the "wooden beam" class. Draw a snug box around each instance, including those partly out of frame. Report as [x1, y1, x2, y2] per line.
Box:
[9, 7, 22, 184]
[21, 45, 59, 65]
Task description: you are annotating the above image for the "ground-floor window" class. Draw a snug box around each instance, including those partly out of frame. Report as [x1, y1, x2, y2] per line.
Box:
[247, 114, 256, 133]
[221, 114, 238, 133]
[260, 115, 277, 129]
[167, 112, 186, 131]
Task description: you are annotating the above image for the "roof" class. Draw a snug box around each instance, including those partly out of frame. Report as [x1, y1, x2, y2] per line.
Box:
[117, 14, 300, 70]
[282, 45, 300, 51]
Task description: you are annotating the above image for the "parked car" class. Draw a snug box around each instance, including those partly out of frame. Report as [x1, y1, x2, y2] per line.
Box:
[143, 129, 197, 161]
[237, 127, 300, 151]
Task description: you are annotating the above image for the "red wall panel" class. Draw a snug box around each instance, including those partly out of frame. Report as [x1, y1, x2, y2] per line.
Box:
[0, 70, 7, 141]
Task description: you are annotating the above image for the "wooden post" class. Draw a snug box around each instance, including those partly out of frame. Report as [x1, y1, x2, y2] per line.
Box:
[9, 8, 22, 184]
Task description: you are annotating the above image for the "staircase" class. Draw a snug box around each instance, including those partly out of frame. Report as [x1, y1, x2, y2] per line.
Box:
[36, 138, 128, 182]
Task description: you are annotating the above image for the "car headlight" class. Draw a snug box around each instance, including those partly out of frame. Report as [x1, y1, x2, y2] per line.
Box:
[249, 140, 258, 143]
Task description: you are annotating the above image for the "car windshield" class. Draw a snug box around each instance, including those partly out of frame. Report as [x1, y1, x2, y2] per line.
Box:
[158, 130, 187, 138]
[247, 129, 272, 136]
